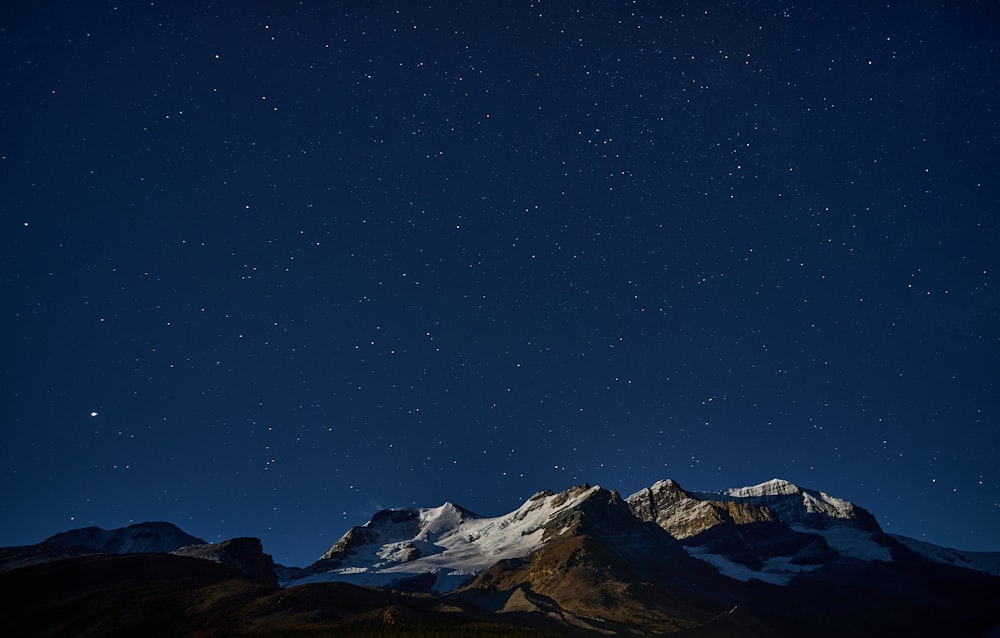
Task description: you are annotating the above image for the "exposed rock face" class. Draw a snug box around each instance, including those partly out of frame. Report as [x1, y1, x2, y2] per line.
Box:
[538, 485, 639, 539]
[456, 488, 728, 635]
[716, 478, 882, 532]
[626, 478, 890, 584]
[172, 537, 277, 586]
[627, 478, 881, 538]
[628, 479, 780, 539]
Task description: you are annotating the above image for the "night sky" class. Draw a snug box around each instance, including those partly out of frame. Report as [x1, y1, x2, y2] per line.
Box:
[2, 1, 998, 568]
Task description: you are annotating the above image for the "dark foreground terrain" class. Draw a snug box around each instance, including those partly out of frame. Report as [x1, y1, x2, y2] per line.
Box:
[0, 552, 562, 638]
[2, 543, 999, 637]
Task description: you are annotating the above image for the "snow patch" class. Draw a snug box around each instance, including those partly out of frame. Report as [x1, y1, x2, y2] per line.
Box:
[791, 525, 891, 562]
[892, 534, 1000, 576]
[683, 546, 810, 586]
[683, 546, 822, 586]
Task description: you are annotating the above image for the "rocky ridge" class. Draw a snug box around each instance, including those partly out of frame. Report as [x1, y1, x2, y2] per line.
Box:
[172, 537, 278, 586]
[625, 478, 891, 584]
[0, 521, 205, 573]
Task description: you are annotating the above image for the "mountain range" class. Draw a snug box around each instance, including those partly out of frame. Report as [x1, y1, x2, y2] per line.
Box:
[2, 477, 999, 637]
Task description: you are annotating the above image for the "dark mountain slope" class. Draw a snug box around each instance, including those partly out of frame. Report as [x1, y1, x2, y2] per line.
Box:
[0, 553, 569, 637]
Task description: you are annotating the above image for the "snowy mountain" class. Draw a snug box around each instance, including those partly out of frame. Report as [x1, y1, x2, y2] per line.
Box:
[626, 477, 899, 585]
[3, 477, 999, 637]
[6, 479, 997, 591]
[271, 478, 1000, 635]
[283, 484, 621, 591]
[277, 476, 1000, 594]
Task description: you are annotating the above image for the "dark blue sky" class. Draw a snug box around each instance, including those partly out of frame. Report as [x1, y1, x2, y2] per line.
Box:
[3, 1, 998, 567]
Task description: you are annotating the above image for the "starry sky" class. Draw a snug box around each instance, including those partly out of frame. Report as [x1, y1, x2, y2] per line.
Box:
[2, 1, 998, 568]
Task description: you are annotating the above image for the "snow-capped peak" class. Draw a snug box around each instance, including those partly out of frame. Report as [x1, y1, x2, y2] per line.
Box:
[416, 502, 478, 540]
[296, 484, 607, 591]
[647, 478, 682, 492]
[625, 477, 892, 586]
[713, 478, 877, 530]
[723, 478, 803, 497]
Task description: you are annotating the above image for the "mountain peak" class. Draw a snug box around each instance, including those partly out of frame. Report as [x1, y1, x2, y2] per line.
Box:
[44, 521, 205, 555]
[625, 477, 893, 585]
[294, 483, 627, 592]
[172, 537, 277, 585]
[725, 477, 802, 497]
[713, 478, 881, 532]
[0, 521, 207, 574]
